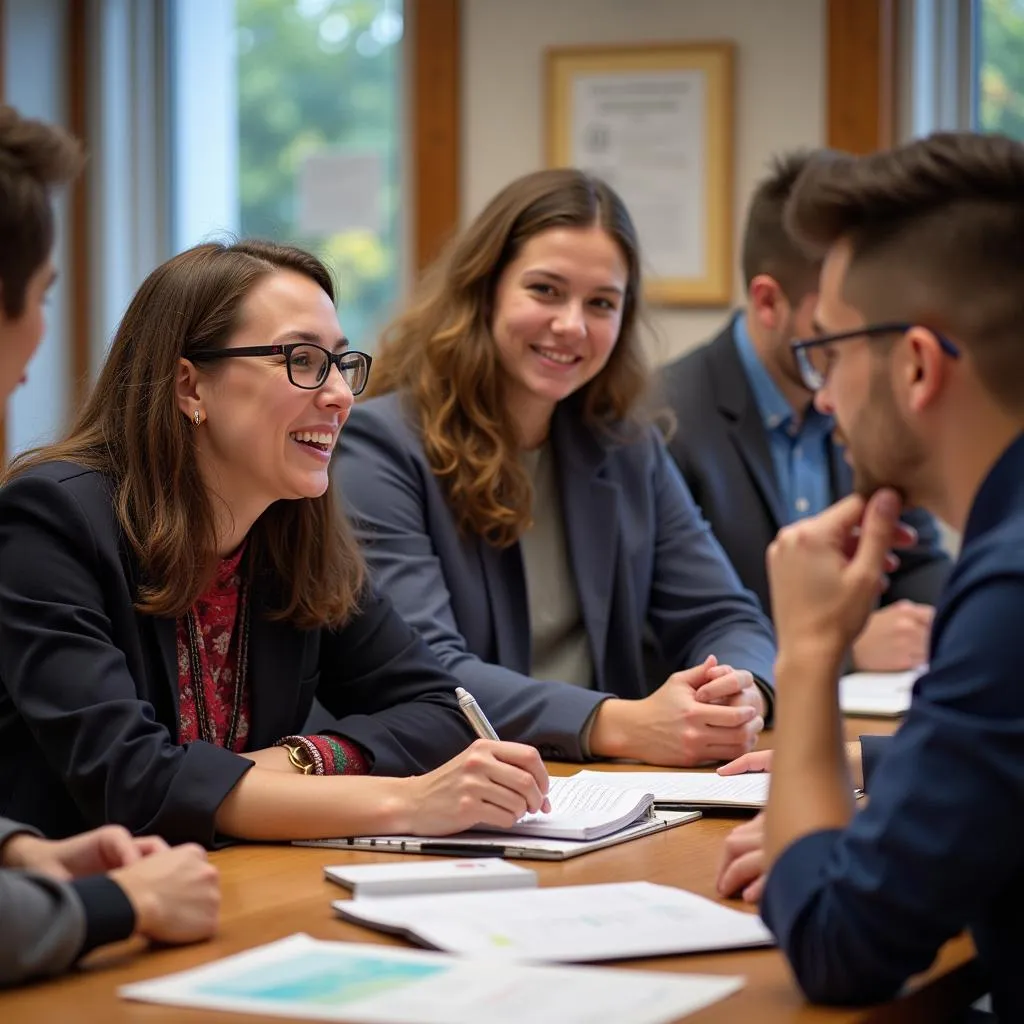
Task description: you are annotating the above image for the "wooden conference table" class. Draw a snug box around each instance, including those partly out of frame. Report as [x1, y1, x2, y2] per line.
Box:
[0, 716, 984, 1024]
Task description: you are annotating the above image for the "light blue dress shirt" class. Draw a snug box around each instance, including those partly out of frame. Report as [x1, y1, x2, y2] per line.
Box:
[734, 314, 833, 524]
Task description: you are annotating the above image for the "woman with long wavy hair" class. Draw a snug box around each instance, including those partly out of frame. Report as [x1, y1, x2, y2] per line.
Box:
[336, 168, 777, 768]
[0, 239, 549, 846]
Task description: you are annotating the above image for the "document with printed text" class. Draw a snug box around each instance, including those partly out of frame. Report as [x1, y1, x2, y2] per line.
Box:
[335, 880, 773, 962]
[472, 773, 655, 840]
[571, 770, 769, 809]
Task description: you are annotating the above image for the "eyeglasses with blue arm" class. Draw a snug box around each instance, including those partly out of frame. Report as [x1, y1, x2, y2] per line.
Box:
[791, 322, 961, 392]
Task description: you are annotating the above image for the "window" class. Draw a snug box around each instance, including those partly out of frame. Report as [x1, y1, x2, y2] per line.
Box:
[2, 0, 72, 456]
[172, 0, 405, 349]
[975, 0, 1024, 138]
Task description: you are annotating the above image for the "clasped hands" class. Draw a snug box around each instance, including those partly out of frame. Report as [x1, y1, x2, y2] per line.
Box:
[588, 654, 766, 766]
[1, 825, 220, 944]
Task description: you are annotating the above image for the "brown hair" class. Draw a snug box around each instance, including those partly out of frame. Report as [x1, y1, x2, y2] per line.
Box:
[367, 168, 648, 547]
[741, 149, 834, 302]
[786, 131, 1024, 413]
[4, 240, 365, 628]
[0, 104, 83, 317]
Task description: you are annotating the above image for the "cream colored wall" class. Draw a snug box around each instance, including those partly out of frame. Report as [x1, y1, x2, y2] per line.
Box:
[460, 0, 825, 366]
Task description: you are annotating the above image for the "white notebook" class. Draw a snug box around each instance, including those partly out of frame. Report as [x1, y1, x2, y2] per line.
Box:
[119, 933, 746, 1024]
[571, 770, 769, 810]
[839, 668, 923, 717]
[324, 859, 537, 898]
[334, 880, 774, 963]
[471, 773, 654, 840]
[300, 774, 655, 849]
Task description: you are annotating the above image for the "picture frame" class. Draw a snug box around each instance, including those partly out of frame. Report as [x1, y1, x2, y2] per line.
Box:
[545, 42, 735, 306]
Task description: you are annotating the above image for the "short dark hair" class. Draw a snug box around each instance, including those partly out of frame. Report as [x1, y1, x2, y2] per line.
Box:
[0, 105, 83, 318]
[786, 131, 1024, 413]
[741, 149, 832, 301]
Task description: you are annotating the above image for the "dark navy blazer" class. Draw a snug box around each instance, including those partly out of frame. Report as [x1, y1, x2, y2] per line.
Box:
[660, 317, 951, 615]
[0, 463, 473, 845]
[762, 431, 1024, 1020]
[334, 392, 777, 761]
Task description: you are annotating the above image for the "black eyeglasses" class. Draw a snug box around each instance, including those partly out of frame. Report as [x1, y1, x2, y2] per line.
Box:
[190, 343, 373, 395]
[791, 322, 960, 392]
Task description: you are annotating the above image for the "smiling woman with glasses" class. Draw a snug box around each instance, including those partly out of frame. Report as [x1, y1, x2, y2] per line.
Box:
[792, 322, 962, 391]
[0, 238, 551, 850]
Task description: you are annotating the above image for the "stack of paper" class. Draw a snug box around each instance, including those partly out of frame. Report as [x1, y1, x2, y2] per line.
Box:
[120, 933, 746, 1024]
[839, 668, 923, 717]
[334, 880, 774, 962]
[570, 770, 769, 810]
[325, 860, 537, 898]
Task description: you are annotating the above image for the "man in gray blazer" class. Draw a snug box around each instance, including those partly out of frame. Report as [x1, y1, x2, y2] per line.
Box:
[661, 151, 950, 672]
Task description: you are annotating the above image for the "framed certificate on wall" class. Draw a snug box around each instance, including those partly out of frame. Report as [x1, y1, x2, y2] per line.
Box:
[546, 42, 734, 306]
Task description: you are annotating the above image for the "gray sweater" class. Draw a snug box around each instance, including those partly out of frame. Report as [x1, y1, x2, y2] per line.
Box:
[0, 817, 135, 987]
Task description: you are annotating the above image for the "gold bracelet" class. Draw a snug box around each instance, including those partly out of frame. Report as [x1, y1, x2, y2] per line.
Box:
[282, 741, 315, 775]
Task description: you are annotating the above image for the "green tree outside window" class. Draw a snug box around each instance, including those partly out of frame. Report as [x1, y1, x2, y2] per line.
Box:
[978, 0, 1024, 139]
[236, 0, 403, 348]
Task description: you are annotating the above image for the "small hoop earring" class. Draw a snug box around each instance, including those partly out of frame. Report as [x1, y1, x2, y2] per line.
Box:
[193, 409, 202, 426]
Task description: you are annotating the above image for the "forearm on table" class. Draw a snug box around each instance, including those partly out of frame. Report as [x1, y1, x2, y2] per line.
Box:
[587, 699, 637, 759]
[213, 766, 412, 841]
[766, 652, 856, 862]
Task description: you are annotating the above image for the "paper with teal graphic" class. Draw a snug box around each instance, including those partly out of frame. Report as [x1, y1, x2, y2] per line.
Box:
[196, 949, 442, 1005]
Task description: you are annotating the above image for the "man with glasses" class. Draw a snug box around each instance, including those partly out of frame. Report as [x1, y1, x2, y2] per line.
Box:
[661, 151, 950, 673]
[735, 132, 1024, 1019]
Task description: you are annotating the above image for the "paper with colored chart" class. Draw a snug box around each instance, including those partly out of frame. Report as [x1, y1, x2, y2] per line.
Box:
[119, 933, 746, 1024]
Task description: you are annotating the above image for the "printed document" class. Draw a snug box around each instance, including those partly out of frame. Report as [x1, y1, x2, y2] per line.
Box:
[335, 880, 773, 962]
[472, 773, 654, 840]
[571, 770, 769, 809]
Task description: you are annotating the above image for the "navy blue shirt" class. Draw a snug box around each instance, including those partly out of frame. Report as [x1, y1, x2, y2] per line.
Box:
[761, 431, 1024, 1019]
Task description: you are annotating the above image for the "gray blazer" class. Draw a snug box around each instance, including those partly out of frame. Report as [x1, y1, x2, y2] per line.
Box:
[660, 317, 952, 616]
[0, 818, 134, 987]
[334, 392, 777, 761]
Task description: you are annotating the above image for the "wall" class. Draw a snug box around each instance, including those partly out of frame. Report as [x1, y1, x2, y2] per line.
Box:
[461, 0, 825, 365]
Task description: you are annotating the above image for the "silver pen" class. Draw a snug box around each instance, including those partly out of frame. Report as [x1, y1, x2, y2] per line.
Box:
[455, 687, 500, 740]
